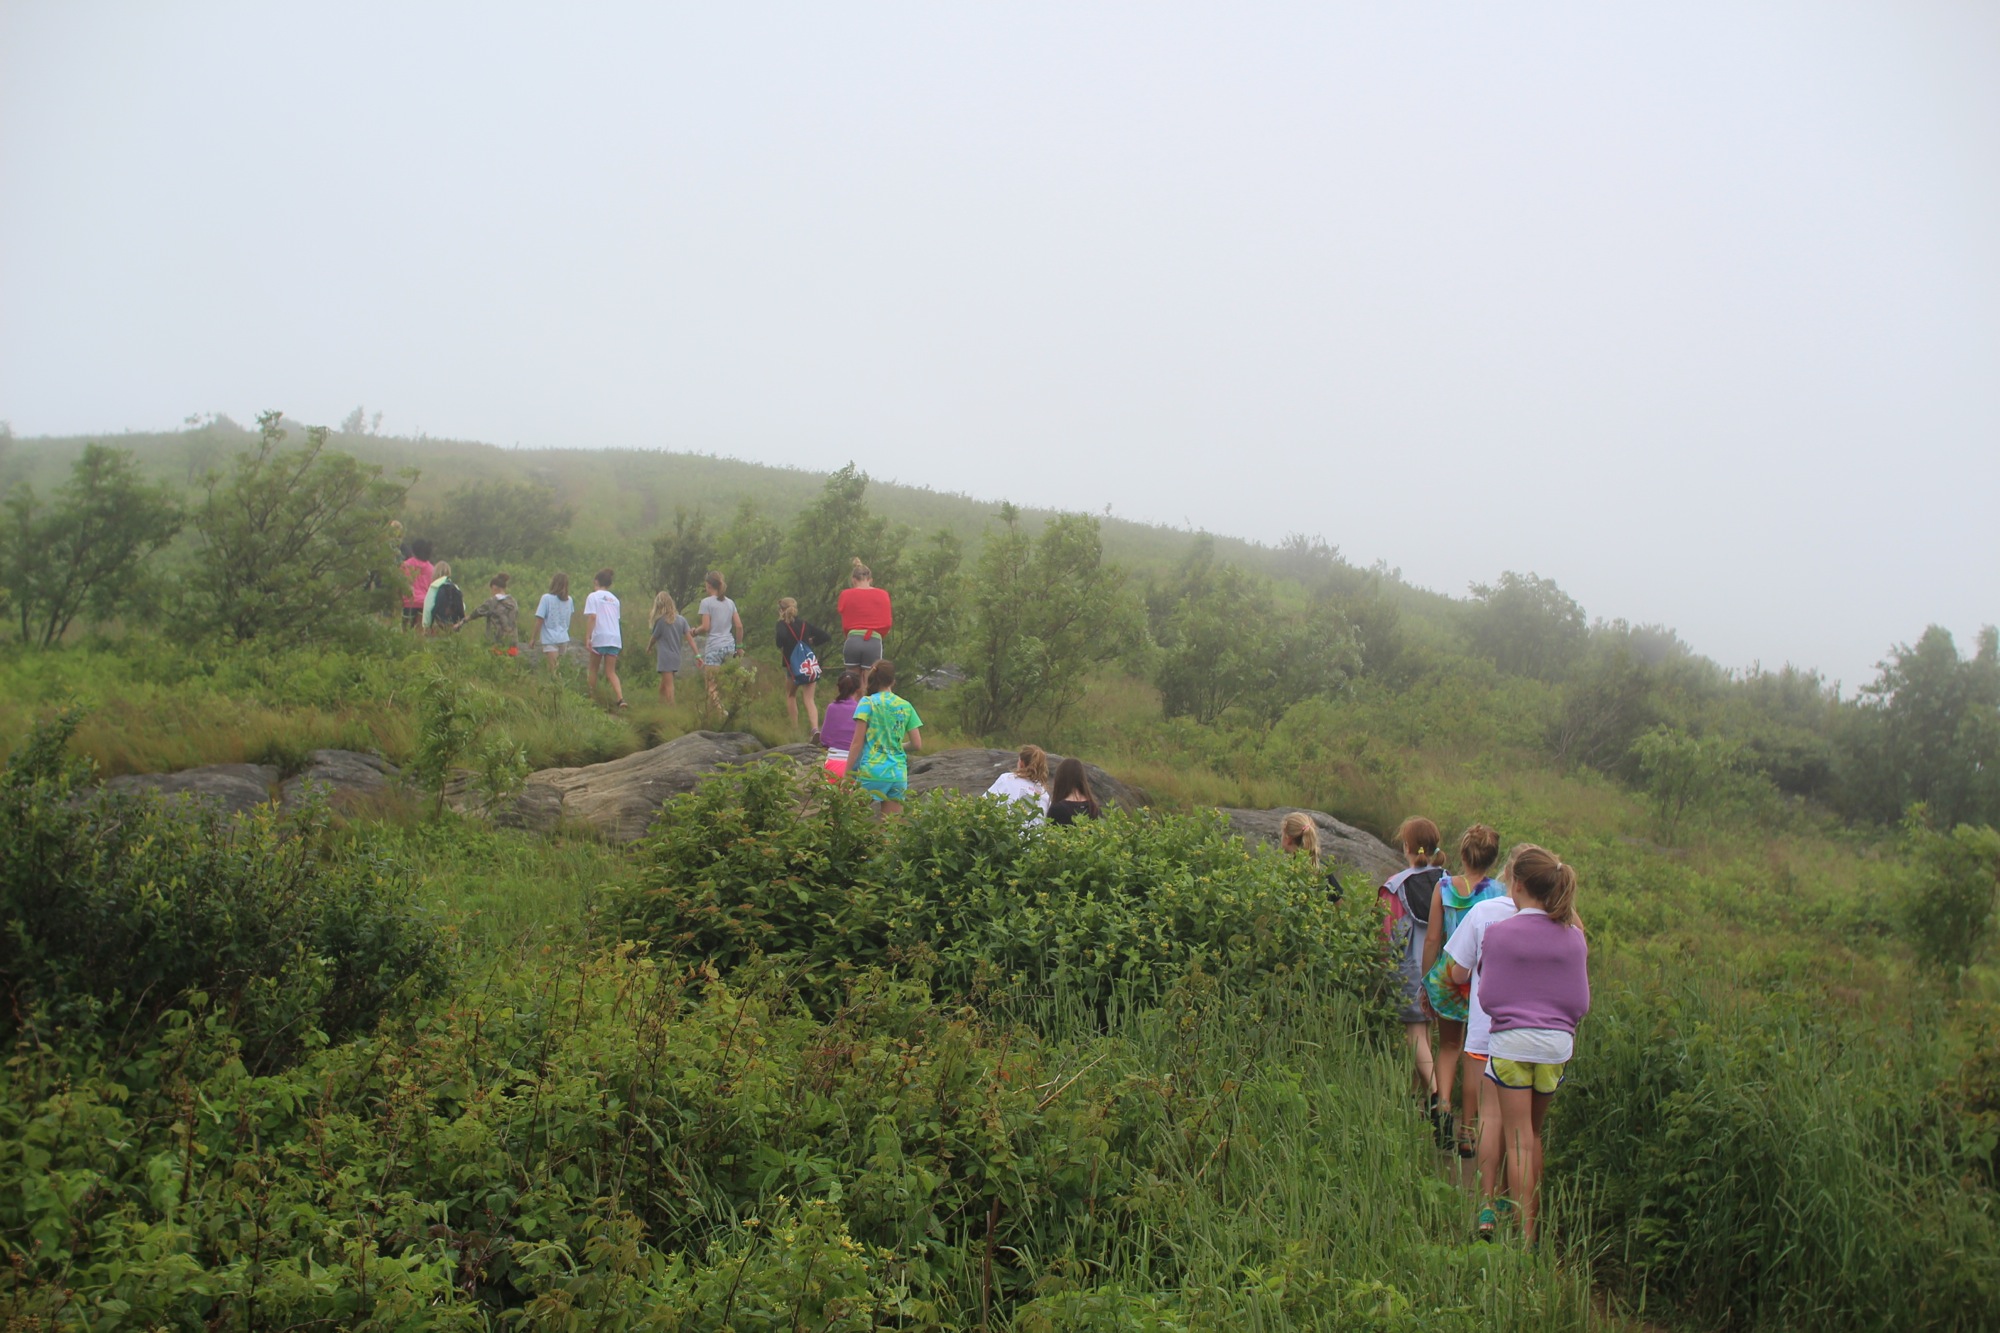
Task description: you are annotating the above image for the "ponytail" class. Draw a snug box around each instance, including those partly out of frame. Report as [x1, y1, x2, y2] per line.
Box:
[1280, 811, 1321, 867]
[1396, 816, 1446, 868]
[850, 557, 872, 584]
[1507, 844, 1580, 927]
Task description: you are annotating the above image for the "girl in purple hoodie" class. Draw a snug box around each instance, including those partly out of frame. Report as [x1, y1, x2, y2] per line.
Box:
[1477, 844, 1589, 1246]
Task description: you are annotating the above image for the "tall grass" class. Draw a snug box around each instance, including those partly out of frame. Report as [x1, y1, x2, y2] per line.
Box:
[1555, 977, 2000, 1330]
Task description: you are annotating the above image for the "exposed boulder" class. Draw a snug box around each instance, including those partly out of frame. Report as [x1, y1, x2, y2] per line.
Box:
[280, 750, 399, 809]
[499, 731, 767, 842]
[904, 749, 1145, 810]
[102, 763, 279, 818]
[1220, 807, 1403, 883]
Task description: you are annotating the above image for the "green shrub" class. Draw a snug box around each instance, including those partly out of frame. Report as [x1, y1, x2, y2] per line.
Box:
[1897, 808, 2000, 980]
[1551, 979, 2000, 1330]
[0, 711, 447, 1068]
[0, 947, 1586, 1330]
[618, 763, 1393, 1018]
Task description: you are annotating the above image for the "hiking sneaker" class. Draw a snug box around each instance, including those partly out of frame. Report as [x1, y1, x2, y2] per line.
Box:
[1476, 1206, 1498, 1242]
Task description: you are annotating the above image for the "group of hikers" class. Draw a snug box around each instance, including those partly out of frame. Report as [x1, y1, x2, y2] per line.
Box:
[1377, 816, 1590, 1246]
[397, 538, 1585, 1246]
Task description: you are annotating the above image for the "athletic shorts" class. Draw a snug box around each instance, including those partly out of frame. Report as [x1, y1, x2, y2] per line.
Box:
[855, 774, 907, 803]
[822, 751, 848, 780]
[701, 638, 735, 667]
[402, 606, 422, 628]
[843, 633, 884, 673]
[1486, 1057, 1565, 1094]
[1463, 1051, 1488, 1064]
[592, 645, 620, 658]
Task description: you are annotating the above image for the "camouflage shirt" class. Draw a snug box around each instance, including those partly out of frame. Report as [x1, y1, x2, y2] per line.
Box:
[467, 593, 519, 645]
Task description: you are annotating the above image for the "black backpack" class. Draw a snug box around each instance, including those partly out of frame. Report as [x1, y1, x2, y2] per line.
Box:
[432, 580, 465, 625]
[1400, 867, 1444, 928]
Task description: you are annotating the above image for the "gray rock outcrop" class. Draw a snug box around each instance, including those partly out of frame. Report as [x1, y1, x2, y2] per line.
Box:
[500, 731, 767, 842]
[280, 750, 400, 809]
[102, 763, 279, 817]
[1220, 807, 1403, 883]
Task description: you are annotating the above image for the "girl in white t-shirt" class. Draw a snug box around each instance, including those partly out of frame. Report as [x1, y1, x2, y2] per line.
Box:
[533, 572, 574, 673]
[581, 567, 625, 709]
[1444, 866, 1522, 1240]
[984, 744, 1051, 822]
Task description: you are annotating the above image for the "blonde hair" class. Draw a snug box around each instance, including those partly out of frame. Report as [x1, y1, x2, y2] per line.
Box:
[431, 561, 451, 579]
[1457, 823, 1501, 875]
[1015, 744, 1049, 787]
[1280, 812, 1321, 866]
[1396, 817, 1446, 868]
[849, 557, 872, 584]
[1507, 844, 1580, 927]
[650, 591, 678, 625]
[778, 596, 798, 622]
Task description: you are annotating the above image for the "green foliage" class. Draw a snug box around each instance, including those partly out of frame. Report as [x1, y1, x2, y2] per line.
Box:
[959, 507, 1139, 735]
[187, 411, 410, 642]
[1897, 809, 2000, 980]
[1150, 536, 1357, 726]
[0, 941, 1588, 1330]
[410, 664, 482, 817]
[470, 729, 531, 816]
[1847, 626, 2000, 828]
[782, 462, 906, 629]
[1466, 570, 1588, 682]
[649, 504, 714, 607]
[414, 475, 573, 563]
[887, 527, 965, 674]
[618, 764, 1392, 1018]
[0, 444, 182, 646]
[1553, 980, 2000, 1331]
[1630, 725, 1773, 845]
[0, 710, 446, 1068]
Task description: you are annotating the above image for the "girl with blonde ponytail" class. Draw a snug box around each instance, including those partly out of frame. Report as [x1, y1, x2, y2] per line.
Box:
[1473, 843, 1590, 1245]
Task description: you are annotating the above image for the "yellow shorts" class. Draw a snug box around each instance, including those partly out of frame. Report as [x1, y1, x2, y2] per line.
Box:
[1485, 1057, 1565, 1094]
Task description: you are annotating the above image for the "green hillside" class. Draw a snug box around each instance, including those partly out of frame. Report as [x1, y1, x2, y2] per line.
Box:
[1, 419, 1996, 1328]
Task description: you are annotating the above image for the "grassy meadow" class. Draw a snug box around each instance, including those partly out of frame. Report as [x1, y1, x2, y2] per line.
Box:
[1, 422, 1996, 1329]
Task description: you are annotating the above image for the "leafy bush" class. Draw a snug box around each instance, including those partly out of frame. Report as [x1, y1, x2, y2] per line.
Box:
[1897, 808, 2000, 980]
[617, 764, 1392, 1017]
[0, 945, 1586, 1330]
[186, 412, 410, 642]
[0, 712, 446, 1067]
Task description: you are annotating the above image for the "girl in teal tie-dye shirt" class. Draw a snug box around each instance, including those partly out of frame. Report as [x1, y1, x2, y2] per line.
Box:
[847, 659, 923, 816]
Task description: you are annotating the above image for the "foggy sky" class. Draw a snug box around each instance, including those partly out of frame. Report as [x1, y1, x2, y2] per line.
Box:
[3, 3, 1996, 687]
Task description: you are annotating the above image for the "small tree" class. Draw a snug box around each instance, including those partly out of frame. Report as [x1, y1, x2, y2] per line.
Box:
[959, 507, 1136, 735]
[1630, 725, 1769, 845]
[1898, 806, 2000, 982]
[782, 463, 905, 628]
[0, 444, 181, 646]
[650, 506, 714, 608]
[1468, 570, 1589, 681]
[888, 528, 965, 674]
[410, 665, 481, 818]
[187, 412, 409, 641]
